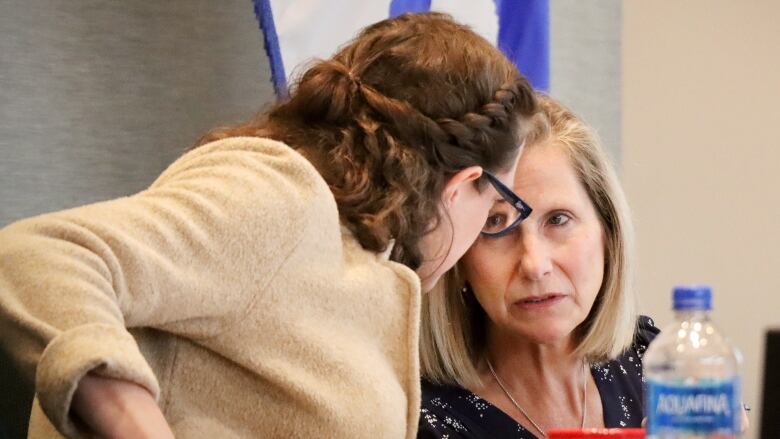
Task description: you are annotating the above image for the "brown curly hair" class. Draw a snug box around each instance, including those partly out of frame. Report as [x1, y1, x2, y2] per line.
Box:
[197, 12, 537, 269]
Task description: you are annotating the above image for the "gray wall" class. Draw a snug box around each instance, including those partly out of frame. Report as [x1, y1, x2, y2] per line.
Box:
[0, 2, 274, 437]
[550, 0, 622, 164]
[0, 1, 274, 227]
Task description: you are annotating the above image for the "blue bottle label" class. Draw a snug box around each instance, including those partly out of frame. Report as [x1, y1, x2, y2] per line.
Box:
[646, 378, 740, 434]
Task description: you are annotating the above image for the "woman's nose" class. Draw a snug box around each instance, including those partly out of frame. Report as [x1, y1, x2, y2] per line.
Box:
[518, 233, 553, 280]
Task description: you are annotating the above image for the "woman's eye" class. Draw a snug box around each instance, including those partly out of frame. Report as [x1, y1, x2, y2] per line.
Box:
[549, 213, 570, 226]
[485, 213, 507, 230]
[482, 202, 519, 235]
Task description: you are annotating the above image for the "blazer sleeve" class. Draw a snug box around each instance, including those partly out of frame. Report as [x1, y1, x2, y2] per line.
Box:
[0, 137, 327, 437]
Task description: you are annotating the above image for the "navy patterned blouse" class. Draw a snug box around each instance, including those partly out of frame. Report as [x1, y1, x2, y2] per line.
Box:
[417, 316, 660, 438]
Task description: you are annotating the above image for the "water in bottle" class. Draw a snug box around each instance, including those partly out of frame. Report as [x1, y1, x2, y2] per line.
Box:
[644, 285, 742, 438]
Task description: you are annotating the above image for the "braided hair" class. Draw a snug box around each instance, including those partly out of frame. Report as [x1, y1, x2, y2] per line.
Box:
[197, 12, 537, 269]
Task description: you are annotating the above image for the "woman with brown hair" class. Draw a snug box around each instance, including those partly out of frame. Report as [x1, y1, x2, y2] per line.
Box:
[0, 12, 536, 439]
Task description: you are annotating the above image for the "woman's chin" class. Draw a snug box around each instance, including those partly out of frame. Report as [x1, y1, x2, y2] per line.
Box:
[525, 332, 572, 347]
[511, 321, 578, 346]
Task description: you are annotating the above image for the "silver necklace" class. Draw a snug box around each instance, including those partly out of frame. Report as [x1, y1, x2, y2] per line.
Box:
[486, 358, 588, 438]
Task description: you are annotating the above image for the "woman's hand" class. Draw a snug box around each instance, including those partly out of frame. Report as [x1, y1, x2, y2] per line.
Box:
[71, 373, 174, 439]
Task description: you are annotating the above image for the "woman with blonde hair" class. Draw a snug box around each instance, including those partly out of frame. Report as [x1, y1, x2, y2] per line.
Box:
[0, 13, 537, 438]
[418, 94, 657, 438]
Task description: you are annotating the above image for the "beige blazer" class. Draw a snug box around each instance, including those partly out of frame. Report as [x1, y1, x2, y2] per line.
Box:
[0, 137, 421, 438]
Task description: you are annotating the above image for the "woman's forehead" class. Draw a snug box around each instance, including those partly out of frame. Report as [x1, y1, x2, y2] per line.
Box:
[515, 144, 575, 189]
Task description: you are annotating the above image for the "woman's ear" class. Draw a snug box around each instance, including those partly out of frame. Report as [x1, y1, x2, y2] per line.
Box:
[441, 166, 483, 208]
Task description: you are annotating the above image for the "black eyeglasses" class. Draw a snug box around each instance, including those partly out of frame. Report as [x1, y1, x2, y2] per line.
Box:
[480, 170, 532, 237]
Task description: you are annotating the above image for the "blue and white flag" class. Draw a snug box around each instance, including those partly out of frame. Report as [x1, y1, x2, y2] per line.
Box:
[253, 0, 549, 97]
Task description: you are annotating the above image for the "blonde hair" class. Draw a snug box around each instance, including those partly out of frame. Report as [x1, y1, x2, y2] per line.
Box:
[420, 94, 637, 388]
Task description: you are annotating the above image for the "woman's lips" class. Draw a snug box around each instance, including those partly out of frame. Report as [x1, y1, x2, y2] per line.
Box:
[514, 293, 566, 310]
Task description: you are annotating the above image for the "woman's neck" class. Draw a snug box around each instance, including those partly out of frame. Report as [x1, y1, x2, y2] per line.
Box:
[473, 325, 605, 434]
[481, 327, 585, 399]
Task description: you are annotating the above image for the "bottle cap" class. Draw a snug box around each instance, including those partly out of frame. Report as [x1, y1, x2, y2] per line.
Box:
[673, 285, 712, 310]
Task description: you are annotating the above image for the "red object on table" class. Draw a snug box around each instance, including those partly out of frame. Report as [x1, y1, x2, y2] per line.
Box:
[547, 428, 645, 438]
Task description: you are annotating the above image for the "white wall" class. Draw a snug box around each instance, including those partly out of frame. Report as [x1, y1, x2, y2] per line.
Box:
[623, 1, 780, 435]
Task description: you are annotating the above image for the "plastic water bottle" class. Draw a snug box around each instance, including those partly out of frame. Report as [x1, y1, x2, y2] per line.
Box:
[644, 285, 742, 438]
